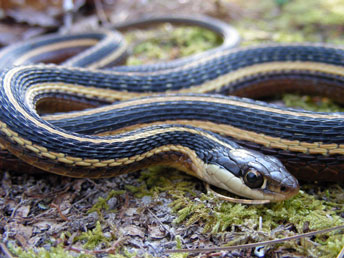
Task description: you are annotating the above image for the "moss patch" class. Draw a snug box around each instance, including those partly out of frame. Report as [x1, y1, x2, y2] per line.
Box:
[88, 189, 126, 216]
[283, 94, 344, 112]
[169, 187, 344, 257]
[125, 25, 222, 65]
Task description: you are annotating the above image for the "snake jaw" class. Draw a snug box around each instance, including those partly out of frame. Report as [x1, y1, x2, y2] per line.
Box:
[203, 148, 299, 201]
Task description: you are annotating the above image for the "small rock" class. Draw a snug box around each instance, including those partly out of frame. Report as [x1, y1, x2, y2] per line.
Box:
[141, 196, 152, 205]
[148, 225, 166, 239]
[121, 225, 145, 238]
[125, 207, 137, 216]
[103, 232, 112, 238]
[107, 197, 118, 210]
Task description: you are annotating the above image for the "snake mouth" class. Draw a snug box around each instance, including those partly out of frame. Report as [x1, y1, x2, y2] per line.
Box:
[203, 163, 300, 201]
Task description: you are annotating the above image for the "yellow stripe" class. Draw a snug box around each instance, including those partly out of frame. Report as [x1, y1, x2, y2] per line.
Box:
[86, 41, 128, 68]
[13, 39, 99, 66]
[3, 49, 344, 168]
[25, 82, 144, 105]
[44, 93, 344, 121]
[0, 109, 235, 152]
[96, 120, 342, 155]
[180, 61, 344, 94]
[0, 129, 204, 176]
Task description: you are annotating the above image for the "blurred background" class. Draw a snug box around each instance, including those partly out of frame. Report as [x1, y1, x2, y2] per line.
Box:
[0, 0, 343, 47]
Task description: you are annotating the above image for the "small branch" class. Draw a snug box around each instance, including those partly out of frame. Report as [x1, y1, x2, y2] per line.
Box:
[147, 208, 175, 239]
[0, 243, 15, 258]
[165, 224, 344, 254]
[62, 0, 74, 33]
[50, 203, 70, 221]
[94, 0, 110, 26]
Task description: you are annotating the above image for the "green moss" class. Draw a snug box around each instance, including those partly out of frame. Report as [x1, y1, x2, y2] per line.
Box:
[281, 0, 344, 27]
[74, 221, 113, 249]
[7, 242, 93, 258]
[125, 25, 221, 66]
[169, 189, 343, 257]
[283, 94, 344, 112]
[88, 189, 126, 216]
[318, 235, 344, 258]
[236, 0, 344, 45]
[169, 236, 189, 258]
[7, 241, 141, 258]
[125, 167, 198, 198]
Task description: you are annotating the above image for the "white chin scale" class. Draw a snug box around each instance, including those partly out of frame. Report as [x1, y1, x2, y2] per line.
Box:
[204, 164, 274, 200]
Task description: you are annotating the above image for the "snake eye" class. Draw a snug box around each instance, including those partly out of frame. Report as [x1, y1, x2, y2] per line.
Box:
[243, 168, 264, 188]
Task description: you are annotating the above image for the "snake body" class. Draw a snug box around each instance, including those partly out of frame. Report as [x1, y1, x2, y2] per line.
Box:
[0, 16, 343, 201]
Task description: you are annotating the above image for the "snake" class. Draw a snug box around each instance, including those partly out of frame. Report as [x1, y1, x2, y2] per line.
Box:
[0, 16, 343, 202]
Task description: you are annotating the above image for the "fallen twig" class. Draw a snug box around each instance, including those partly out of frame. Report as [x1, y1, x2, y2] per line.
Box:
[50, 203, 70, 221]
[0, 242, 15, 258]
[165, 224, 344, 254]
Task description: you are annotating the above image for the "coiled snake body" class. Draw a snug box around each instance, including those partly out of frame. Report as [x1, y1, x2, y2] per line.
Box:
[1, 16, 344, 201]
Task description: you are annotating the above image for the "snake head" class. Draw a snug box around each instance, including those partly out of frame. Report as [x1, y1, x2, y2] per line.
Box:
[203, 148, 299, 201]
